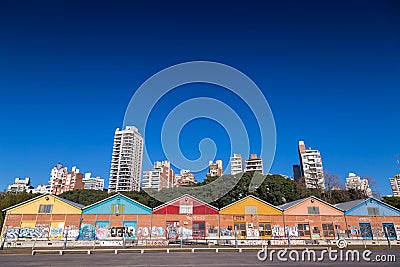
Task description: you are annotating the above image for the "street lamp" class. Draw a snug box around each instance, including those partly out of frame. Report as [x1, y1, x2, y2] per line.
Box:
[63, 226, 69, 250]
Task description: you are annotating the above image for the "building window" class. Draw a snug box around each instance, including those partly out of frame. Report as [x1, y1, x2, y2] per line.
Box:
[38, 204, 53, 213]
[382, 223, 397, 240]
[359, 222, 373, 239]
[259, 222, 272, 238]
[234, 222, 246, 238]
[297, 223, 310, 237]
[322, 223, 334, 237]
[307, 206, 320, 215]
[312, 226, 320, 237]
[245, 206, 258, 214]
[367, 207, 380, 216]
[192, 221, 206, 239]
[179, 205, 193, 214]
[111, 204, 125, 214]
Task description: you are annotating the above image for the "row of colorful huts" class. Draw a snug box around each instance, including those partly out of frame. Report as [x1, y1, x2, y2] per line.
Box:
[2, 193, 400, 245]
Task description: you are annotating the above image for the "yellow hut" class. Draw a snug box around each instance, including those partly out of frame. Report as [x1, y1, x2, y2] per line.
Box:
[2, 194, 83, 240]
[219, 195, 283, 239]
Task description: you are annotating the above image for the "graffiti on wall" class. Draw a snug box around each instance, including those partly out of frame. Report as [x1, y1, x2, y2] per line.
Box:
[186, 215, 206, 221]
[4, 225, 50, 239]
[76, 223, 138, 240]
[50, 222, 65, 239]
[165, 222, 192, 239]
[270, 239, 306, 246]
[151, 226, 165, 237]
[4, 225, 81, 240]
[66, 226, 80, 239]
[166, 222, 179, 239]
[145, 240, 168, 246]
[181, 227, 192, 239]
[395, 225, 400, 239]
[271, 225, 298, 238]
[100, 240, 122, 246]
[137, 227, 149, 238]
[136, 226, 165, 238]
[95, 221, 110, 240]
[246, 228, 259, 238]
[208, 225, 218, 238]
[373, 228, 385, 239]
[77, 224, 96, 240]
[5, 228, 21, 239]
[110, 227, 126, 238]
[219, 227, 234, 237]
[350, 226, 358, 236]
[125, 226, 135, 238]
[112, 226, 133, 238]
[123, 221, 137, 239]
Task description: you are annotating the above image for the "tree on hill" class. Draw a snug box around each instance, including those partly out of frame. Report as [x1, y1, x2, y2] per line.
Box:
[60, 189, 109, 206]
[382, 196, 400, 209]
[0, 191, 40, 234]
[119, 190, 163, 208]
[208, 172, 307, 208]
[59, 189, 163, 209]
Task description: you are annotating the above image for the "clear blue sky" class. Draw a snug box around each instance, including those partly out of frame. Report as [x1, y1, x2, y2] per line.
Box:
[1, 0, 399, 196]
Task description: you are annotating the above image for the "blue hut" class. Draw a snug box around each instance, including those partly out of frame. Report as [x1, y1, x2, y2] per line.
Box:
[336, 198, 400, 240]
[79, 193, 152, 240]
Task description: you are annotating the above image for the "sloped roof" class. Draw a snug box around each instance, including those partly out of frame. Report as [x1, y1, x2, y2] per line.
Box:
[153, 194, 219, 211]
[61, 197, 85, 209]
[279, 196, 342, 212]
[334, 199, 365, 211]
[82, 192, 151, 211]
[335, 197, 400, 214]
[279, 197, 308, 210]
[220, 195, 282, 211]
[2, 193, 84, 212]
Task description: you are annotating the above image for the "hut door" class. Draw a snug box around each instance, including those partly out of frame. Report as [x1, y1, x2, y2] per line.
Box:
[259, 222, 272, 239]
[359, 222, 373, 240]
[382, 223, 397, 240]
[297, 223, 311, 238]
[234, 222, 246, 239]
[192, 221, 206, 239]
[166, 221, 179, 240]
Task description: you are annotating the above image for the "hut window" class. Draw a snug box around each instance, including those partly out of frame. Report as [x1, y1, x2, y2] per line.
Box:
[307, 206, 320, 215]
[322, 223, 334, 237]
[38, 204, 53, 213]
[259, 222, 272, 237]
[367, 207, 380, 216]
[111, 204, 125, 214]
[192, 221, 206, 238]
[179, 205, 193, 214]
[297, 223, 310, 237]
[359, 222, 373, 239]
[234, 222, 246, 238]
[245, 206, 258, 214]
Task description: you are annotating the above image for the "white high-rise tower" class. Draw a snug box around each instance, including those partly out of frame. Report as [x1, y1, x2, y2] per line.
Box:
[108, 126, 144, 192]
[298, 140, 325, 189]
[230, 154, 243, 175]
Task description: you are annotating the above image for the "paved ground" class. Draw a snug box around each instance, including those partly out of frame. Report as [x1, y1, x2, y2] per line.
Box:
[0, 250, 398, 267]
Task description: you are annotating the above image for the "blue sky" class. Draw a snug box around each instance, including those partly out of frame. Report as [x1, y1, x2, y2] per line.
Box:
[1, 0, 399, 195]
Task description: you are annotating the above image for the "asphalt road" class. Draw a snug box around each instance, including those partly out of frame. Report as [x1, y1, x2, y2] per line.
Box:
[0, 250, 399, 267]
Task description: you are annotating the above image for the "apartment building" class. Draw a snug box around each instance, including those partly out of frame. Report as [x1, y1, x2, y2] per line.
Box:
[298, 141, 325, 189]
[245, 154, 264, 174]
[108, 126, 144, 192]
[142, 161, 175, 191]
[230, 154, 243, 175]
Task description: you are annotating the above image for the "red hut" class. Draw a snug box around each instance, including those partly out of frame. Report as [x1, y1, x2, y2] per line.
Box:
[152, 194, 219, 240]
